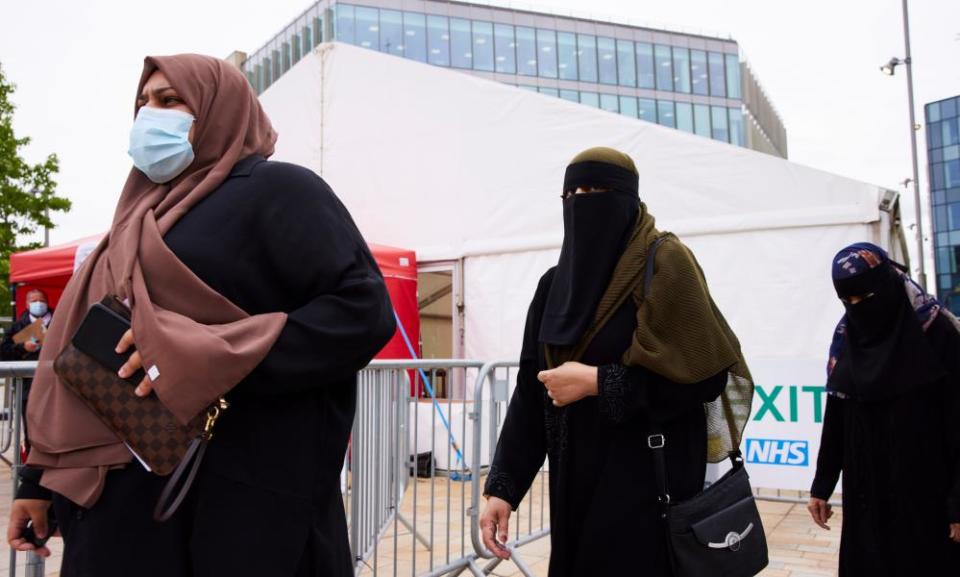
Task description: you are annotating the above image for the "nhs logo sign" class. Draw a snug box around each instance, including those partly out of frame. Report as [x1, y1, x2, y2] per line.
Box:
[745, 439, 809, 467]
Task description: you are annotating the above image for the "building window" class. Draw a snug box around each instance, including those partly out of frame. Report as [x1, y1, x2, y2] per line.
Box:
[690, 50, 708, 96]
[473, 21, 495, 71]
[708, 51, 727, 98]
[557, 32, 578, 81]
[302, 26, 313, 54]
[292, 34, 302, 64]
[494, 24, 516, 74]
[726, 54, 741, 99]
[355, 6, 378, 49]
[676, 102, 694, 133]
[335, 4, 355, 45]
[282, 42, 291, 73]
[537, 29, 558, 78]
[380, 10, 403, 55]
[655, 44, 673, 92]
[947, 159, 960, 189]
[694, 103, 711, 137]
[539, 87, 559, 97]
[729, 107, 745, 146]
[581, 91, 600, 108]
[262, 57, 272, 89]
[560, 89, 579, 103]
[657, 100, 675, 128]
[404, 12, 427, 62]
[578, 34, 598, 83]
[427, 15, 450, 66]
[672, 47, 691, 94]
[313, 17, 323, 46]
[620, 96, 638, 118]
[450, 18, 472, 69]
[638, 98, 657, 121]
[272, 49, 281, 81]
[516, 27, 537, 76]
[711, 106, 730, 141]
[600, 93, 619, 113]
[944, 118, 960, 147]
[636, 43, 655, 89]
[616, 39, 636, 87]
[598, 37, 617, 85]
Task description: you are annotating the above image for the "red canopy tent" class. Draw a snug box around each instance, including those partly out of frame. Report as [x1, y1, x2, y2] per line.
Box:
[9, 236, 420, 362]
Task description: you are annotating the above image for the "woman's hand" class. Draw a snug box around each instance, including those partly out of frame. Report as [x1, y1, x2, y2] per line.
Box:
[480, 496, 512, 560]
[807, 497, 833, 530]
[537, 361, 598, 407]
[6, 499, 53, 557]
[950, 523, 960, 543]
[116, 329, 152, 397]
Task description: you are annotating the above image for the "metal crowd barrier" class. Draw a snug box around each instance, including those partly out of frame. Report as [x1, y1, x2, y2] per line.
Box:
[1, 359, 835, 577]
[1, 361, 44, 577]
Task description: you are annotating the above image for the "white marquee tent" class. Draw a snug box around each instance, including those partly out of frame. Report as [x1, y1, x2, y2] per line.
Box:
[259, 43, 905, 491]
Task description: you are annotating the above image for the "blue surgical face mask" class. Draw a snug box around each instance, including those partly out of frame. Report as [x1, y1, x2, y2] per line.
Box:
[28, 301, 48, 317]
[128, 107, 196, 183]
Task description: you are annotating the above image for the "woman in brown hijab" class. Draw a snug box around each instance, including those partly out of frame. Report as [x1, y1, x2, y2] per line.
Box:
[5, 54, 395, 577]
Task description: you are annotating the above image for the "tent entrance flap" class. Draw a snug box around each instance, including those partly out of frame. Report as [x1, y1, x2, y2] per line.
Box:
[418, 261, 464, 397]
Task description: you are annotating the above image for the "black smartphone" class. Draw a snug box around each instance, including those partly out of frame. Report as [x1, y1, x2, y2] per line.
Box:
[71, 302, 145, 385]
[21, 510, 57, 548]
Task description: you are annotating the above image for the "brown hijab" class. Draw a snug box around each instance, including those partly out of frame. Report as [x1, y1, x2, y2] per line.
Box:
[26, 54, 288, 507]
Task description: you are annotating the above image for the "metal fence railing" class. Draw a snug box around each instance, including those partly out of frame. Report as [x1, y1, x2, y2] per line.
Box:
[1, 361, 45, 577]
[1, 359, 836, 577]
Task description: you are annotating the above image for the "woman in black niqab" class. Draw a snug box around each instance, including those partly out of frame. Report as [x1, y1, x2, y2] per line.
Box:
[809, 242, 960, 576]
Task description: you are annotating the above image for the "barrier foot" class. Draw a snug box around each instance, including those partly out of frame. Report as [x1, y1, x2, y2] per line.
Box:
[481, 557, 503, 574]
[508, 548, 536, 577]
[466, 559, 486, 577]
[396, 512, 432, 550]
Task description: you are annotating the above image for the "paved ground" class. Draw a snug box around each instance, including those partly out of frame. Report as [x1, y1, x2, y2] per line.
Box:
[0, 466, 840, 577]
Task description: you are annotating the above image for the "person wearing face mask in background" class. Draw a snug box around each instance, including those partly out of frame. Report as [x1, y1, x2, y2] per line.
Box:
[808, 243, 960, 576]
[2, 289, 55, 450]
[478, 147, 755, 576]
[5, 54, 396, 577]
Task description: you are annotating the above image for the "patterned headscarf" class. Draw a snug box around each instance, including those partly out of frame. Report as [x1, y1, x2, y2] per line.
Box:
[827, 242, 943, 377]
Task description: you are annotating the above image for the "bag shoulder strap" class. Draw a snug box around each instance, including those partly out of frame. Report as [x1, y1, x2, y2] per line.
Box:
[642, 236, 742, 512]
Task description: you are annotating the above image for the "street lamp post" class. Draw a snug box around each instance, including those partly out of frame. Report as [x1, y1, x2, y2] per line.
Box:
[880, 0, 926, 290]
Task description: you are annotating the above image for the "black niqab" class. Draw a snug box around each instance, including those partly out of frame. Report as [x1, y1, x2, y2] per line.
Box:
[539, 183, 639, 346]
[828, 264, 945, 401]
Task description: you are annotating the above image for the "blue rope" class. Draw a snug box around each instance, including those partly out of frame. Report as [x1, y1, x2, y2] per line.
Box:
[392, 309, 467, 473]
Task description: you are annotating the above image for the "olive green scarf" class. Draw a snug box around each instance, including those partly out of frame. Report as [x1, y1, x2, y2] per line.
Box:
[545, 204, 754, 462]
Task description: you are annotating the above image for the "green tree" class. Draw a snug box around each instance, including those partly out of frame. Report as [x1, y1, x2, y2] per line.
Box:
[0, 62, 70, 317]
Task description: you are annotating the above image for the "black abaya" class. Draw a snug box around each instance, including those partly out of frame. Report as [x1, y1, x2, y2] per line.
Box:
[812, 312, 960, 576]
[485, 267, 726, 577]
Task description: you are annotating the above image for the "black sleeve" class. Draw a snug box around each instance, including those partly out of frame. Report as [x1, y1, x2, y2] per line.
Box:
[484, 271, 552, 510]
[15, 466, 52, 501]
[241, 166, 396, 394]
[810, 394, 844, 500]
[1, 317, 28, 361]
[930, 315, 960, 522]
[596, 363, 727, 425]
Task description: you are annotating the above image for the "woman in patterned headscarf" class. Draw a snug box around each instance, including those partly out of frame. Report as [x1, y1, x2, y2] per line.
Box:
[809, 242, 960, 575]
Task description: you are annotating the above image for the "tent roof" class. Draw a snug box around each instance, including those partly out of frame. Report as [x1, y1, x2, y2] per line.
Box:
[9, 234, 104, 283]
[259, 43, 893, 262]
[10, 234, 415, 283]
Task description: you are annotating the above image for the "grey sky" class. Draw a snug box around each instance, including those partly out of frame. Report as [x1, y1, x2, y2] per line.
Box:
[1, 0, 958, 272]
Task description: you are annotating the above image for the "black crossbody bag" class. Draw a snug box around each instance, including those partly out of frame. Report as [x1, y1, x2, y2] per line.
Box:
[642, 237, 769, 577]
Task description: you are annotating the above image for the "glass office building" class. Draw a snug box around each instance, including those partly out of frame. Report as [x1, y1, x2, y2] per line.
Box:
[238, 0, 787, 158]
[926, 95, 960, 314]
